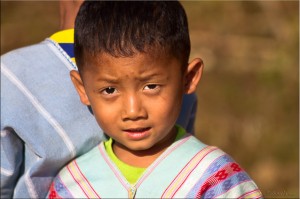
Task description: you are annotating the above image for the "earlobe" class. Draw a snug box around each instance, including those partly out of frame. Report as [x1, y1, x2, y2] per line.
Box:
[70, 70, 91, 105]
[184, 58, 204, 94]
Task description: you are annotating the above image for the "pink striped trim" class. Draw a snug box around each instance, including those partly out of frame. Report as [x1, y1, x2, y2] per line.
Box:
[198, 162, 244, 198]
[161, 145, 218, 198]
[73, 161, 101, 198]
[67, 163, 89, 198]
[135, 135, 192, 188]
[67, 161, 101, 198]
[97, 134, 192, 193]
[98, 144, 129, 190]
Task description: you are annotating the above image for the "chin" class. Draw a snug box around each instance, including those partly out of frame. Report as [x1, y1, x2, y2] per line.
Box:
[125, 142, 154, 152]
[129, 145, 151, 151]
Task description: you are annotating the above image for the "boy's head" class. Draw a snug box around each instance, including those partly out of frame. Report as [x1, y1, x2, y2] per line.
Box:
[74, 1, 191, 73]
[71, 1, 203, 156]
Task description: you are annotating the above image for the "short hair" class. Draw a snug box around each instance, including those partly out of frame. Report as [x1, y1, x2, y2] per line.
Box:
[74, 1, 191, 73]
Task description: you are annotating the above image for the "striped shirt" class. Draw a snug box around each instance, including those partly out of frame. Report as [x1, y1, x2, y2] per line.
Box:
[47, 128, 263, 198]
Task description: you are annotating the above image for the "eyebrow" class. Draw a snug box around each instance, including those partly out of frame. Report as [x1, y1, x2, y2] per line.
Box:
[96, 72, 165, 83]
[137, 73, 163, 81]
[96, 77, 119, 84]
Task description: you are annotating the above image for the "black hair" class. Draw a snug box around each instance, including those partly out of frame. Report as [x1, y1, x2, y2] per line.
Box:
[74, 1, 190, 73]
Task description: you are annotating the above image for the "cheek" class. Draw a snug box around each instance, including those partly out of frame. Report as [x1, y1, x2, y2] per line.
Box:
[90, 101, 118, 132]
[148, 89, 182, 124]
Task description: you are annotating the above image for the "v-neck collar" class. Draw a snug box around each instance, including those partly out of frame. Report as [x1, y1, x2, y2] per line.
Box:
[98, 134, 192, 198]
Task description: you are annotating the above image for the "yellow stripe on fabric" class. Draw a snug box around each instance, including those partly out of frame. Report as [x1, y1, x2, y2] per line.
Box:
[243, 190, 263, 199]
[68, 161, 100, 198]
[70, 57, 76, 64]
[68, 162, 92, 197]
[50, 29, 74, 43]
[59, 167, 85, 197]
[162, 146, 217, 198]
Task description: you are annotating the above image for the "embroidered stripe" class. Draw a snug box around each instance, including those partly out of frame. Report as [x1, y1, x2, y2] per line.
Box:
[196, 162, 244, 198]
[175, 150, 227, 197]
[67, 161, 101, 198]
[185, 153, 232, 198]
[216, 181, 263, 198]
[204, 172, 250, 198]
[161, 145, 217, 198]
[1, 64, 76, 158]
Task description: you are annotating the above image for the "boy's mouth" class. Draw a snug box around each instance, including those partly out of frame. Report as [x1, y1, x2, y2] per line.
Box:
[124, 127, 151, 133]
[123, 127, 151, 140]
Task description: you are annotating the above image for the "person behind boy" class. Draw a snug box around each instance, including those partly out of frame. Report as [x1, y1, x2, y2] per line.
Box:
[47, 1, 262, 198]
[0, 1, 198, 198]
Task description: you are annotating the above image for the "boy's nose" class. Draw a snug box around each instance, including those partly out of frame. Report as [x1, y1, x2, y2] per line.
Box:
[121, 94, 147, 121]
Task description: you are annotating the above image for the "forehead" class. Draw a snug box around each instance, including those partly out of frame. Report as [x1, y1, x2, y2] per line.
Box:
[81, 50, 182, 74]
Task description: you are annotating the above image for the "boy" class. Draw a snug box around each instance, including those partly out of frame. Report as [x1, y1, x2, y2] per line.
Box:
[48, 2, 262, 198]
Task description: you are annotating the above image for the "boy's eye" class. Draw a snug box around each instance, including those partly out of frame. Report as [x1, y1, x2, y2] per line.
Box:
[144, 84, 159, 90]
[144, 84, 158, 90]
[102, 87, 117, 94]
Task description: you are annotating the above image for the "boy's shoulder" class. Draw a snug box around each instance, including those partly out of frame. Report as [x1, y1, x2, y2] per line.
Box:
[182, 135, 250, 179]
[165, 135, 262, 198]
[180, 136, 222, 163]
[180, 134, 229, 159]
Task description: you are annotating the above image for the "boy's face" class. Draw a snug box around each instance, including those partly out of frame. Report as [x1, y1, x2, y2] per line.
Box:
[71, 51, 203, 155]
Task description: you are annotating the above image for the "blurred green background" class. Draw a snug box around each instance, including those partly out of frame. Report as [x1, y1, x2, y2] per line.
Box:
[1, 1, 299, 198]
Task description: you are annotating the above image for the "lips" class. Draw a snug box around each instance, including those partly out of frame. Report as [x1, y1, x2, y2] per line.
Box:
[123, 127, 151, 140]
[124, 127, 151, 133]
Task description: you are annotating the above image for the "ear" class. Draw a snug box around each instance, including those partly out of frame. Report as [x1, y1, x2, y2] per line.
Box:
[70, 70, 91, 105]
[184, 58, 204, 94]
